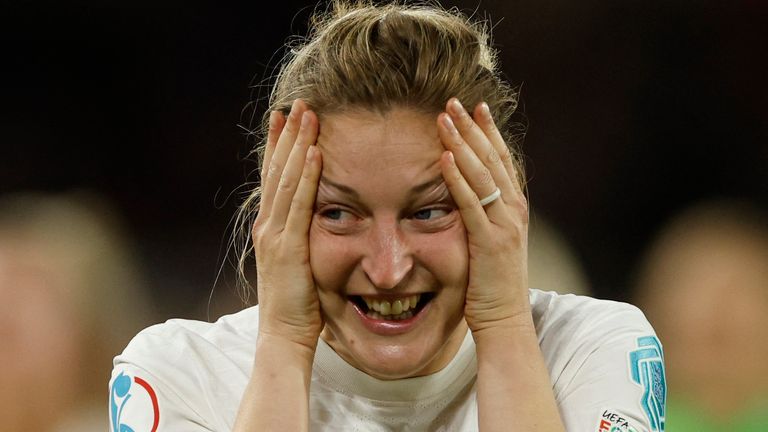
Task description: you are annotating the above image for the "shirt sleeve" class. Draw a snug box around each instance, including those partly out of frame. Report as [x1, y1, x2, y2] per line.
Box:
[109, 362, 213, 432]
[555, 304, 667, 432]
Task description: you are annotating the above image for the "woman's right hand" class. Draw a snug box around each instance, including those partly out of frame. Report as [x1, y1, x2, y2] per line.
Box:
[251, 98, 323, 352]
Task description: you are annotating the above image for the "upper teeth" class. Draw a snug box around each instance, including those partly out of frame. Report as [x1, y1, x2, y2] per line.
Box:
[363, 294, 421, 315]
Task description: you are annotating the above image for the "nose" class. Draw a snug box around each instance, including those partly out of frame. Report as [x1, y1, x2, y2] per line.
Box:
[360, 220, 413, 290]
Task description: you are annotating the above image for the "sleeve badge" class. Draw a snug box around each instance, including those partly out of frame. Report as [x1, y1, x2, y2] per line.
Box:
[110, 371, 160, 432]
[629, 335, 666, 431]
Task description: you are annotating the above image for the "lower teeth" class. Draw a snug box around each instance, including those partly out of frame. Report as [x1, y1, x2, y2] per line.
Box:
[366, 310, 414, 321]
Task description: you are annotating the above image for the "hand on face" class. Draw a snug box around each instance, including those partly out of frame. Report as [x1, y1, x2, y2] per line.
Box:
[252, 99, 324, 350]
[437, 98, 531, 333]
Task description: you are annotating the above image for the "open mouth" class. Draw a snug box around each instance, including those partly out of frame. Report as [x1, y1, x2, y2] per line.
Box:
[350, 293, 434, 321]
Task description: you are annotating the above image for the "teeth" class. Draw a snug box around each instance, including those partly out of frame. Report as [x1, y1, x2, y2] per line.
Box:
[392, 300, 403, 315]
[360, 294, 422, 317]
[365, 310, 414, 321]
[380, 301, 390, 315]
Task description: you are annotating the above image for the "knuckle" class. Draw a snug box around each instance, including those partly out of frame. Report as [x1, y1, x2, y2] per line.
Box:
[301, 168, 313, 180]
[251, 222, 262, 238]
[517, 201, 530, 224]
[497, 219, 525, 244]
[487, 148, 501, 165]
[267, 162, 281, 179]
[477, 167, 493, 185]
[450, 134, 464, 146]
[461, 116, 479, 134]
[291, 196, 309, 214]
[277, 176, 293, 191]
[501, 147, 514, 164]
[462, 197, 481, 212]
[486, 119, 499, 133]
[284, 114, 299, 134]
[457, 111, 469, 124]
[252, 226, 270, 250]
[520, 210, 530, 225]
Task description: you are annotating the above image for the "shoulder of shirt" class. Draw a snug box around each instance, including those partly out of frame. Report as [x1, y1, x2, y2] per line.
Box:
[114, 305, 261, 374]
[529, 288, 655, 344]
[111, 307, 261, 429]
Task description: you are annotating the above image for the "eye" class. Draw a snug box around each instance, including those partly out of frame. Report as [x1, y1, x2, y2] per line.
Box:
[317, 206, 357, 224]
[315, 205, 363, 234]
[322, 208, 344, 220]
[411, 208, 450, 221]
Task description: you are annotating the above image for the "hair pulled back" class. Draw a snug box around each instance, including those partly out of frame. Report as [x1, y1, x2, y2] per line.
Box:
[234, 1, 524, 297]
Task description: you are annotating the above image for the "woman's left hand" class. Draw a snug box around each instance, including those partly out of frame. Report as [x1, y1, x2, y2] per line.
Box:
[437, 97, 531, 333]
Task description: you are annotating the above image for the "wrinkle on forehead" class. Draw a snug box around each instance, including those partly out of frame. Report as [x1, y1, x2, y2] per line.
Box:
[317, 109, 443, 177]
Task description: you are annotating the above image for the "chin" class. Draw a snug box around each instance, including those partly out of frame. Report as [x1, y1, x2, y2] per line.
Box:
[321, 313, 468, 381]
[355, 342, 442, 380]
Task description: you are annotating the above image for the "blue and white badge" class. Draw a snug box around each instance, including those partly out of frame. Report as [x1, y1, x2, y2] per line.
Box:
[629, 336, 666, 431]
[110, 371, 160, 432]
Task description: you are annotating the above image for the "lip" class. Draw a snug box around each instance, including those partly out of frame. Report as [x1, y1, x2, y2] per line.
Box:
[350, 297, 431, 336]
[349, 293, 427, 299]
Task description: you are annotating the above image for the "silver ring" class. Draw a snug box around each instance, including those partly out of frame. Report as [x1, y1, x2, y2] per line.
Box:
[478, 188, 501, 206]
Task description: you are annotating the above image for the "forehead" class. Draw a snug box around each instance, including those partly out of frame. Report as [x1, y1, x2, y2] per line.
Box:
[316, 108, 443, 181]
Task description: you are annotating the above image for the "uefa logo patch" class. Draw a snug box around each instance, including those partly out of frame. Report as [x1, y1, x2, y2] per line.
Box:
[110, 371, 160, 432]
[596, 409, 639, 432]
[629, 336, 666, 431]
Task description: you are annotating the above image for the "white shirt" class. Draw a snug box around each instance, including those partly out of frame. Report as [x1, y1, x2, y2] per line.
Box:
[110, 290, 666, 432]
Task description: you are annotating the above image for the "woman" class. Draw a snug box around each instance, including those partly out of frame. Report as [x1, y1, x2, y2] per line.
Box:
[110, 2, 665, 431]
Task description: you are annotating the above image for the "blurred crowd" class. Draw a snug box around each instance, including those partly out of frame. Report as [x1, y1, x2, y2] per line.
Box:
[0, 191, 155, 432]
[633, 200, 768, 430]
[1, 190, 766, 430]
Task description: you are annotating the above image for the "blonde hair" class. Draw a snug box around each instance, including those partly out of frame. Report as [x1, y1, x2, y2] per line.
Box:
[234, 1, 525, 299]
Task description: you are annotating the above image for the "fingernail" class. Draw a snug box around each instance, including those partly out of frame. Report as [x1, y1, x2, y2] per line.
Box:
[289, 99, 301, 118]
[448, 98, 464, 116]
[269, 110, 277, 126]
[301, 111, 311, 127]
[441, 114, 457, 134]
[481, 102, 491, 119]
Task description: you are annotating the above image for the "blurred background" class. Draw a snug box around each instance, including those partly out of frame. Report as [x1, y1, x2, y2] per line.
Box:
[1, 0, 766, 430]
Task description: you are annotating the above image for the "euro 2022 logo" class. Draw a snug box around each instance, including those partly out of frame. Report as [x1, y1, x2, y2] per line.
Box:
[629, 336, 666, 431]
[110, 372, 160, 432]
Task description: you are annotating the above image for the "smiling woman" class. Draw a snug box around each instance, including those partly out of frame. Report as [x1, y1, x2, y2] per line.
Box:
[311, 109, 470, 380]
[109, 1, 666, 431]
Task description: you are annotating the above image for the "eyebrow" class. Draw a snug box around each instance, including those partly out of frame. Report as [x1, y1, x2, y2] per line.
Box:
[319, 174, 445, 198]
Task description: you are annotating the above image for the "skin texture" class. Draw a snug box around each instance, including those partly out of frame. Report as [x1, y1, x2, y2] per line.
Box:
[313, 108, 469, 380]
[233, 99, 564, 431]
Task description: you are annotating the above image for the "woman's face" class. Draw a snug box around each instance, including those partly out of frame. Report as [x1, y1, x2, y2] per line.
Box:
[312, 108, 469, 380]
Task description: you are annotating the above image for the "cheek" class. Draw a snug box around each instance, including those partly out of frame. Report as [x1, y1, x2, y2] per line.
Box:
[414, 224, 469, 286]
[309, 222, 356, 291]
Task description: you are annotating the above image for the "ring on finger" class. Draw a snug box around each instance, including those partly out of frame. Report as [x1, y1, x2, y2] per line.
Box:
[478, 188, 501, 206]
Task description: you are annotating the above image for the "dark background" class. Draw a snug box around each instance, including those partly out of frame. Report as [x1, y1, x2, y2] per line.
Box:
[2, 0, 766, 319]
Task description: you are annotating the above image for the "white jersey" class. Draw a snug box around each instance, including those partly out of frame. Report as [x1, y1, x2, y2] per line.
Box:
[109, 290, 666, 432]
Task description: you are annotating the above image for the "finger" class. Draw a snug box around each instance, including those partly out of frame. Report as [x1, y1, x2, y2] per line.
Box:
[440, 150, 492, 238]
[437, 111, 499, 206]
[270, 110, 319, 231]
[283, 145, 322, 242]
[446, 98, 516, 201]
[472, 101, 523, 196]
[260, 110, 286, 183]
[260, 99, 308, 217]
